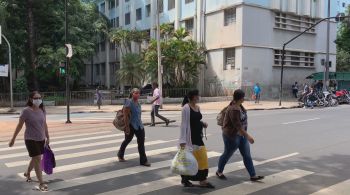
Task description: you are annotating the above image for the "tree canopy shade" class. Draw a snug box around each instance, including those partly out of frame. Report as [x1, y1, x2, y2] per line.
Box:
[0, 0, 107, 91]
[336, 6, 350, 72]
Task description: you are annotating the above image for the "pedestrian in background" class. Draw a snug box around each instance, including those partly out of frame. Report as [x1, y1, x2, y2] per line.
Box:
[216, 89, 264, 182]
[253, 83, 261, 104]
[150, 82, 170, 127]
[9, 91, 50, 191]
[292, 82, 299, 98]
[179, 90, 215, 188]
[96, 88, 102, 110]
[117, 88, 151, 167]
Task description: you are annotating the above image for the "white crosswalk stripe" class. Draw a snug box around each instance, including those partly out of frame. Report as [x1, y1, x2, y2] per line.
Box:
[203, 169, 314, 195]
[6, 139, 177, 167]
[19, 146, 179, 177]
[310, 179, 350, 195]
[0, 133, 124, 152]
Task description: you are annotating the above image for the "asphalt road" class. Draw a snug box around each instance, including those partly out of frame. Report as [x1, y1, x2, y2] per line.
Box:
[0, 105, 350, 195]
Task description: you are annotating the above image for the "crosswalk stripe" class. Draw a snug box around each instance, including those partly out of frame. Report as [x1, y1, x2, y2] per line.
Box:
[49, 151, 221, 191]
[6, 140, 177, 167]
[20, 146, 180, 178]
[0, 133, 123, 152]
[310, 179, 350, 195]
[0, 131, 112, 147]
[97, 161, 248, 195]
[203, 169, 313, 195]
[97, 153, 298, 195]
[0, 138, 125, 160]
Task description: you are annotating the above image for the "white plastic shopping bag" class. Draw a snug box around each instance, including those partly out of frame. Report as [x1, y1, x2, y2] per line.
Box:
[170, 148, 198, 176]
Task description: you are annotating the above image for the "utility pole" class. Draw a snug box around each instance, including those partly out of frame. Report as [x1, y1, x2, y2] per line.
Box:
[156, 0, 163, 105]
[0, 31, 14, 110]
[65, 0, 71, 123]
[323, 0, 331, 91]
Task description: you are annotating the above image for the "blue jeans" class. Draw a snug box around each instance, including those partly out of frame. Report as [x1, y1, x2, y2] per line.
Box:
[217, 134, 256, 177]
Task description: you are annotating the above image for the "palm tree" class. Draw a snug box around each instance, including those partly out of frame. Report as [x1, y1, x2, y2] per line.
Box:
[116, 53, 145, 87]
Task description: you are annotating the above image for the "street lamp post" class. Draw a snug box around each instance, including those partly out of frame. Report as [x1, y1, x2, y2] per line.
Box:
[1, 34, 14, 110]
[65, 0, 71, 123]
[156, 0, 163, 105]
[279, 14, 350, 106]
[323, 0, 331, 92]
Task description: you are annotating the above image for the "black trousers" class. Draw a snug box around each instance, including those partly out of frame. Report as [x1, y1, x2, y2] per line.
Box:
[118, 125, 148, 164]
[151, 105, 168, 124]
[181, 169, 209, 182]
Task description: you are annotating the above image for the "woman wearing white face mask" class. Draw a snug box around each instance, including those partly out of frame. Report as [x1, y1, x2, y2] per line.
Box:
[9, 91, 50, 191]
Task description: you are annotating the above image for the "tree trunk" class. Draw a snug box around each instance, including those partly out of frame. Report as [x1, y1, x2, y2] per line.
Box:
[26, 0, 38, 90]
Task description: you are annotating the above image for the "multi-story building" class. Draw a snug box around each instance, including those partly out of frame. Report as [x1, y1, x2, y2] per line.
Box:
[336, 0, 350, 14]
[84, 0, 340, 97]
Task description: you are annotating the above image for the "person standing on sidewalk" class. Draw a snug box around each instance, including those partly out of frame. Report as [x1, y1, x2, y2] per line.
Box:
[292, 82, 299, 98]
[150, 82, 170, 127]
[179, 90, 215, 189]
[9, 91, 50, 191]
[216, 89, 264, 182]
[253, 83, 261, 104]
[96, 88, 102, 110]
[118, 88, 151, 167]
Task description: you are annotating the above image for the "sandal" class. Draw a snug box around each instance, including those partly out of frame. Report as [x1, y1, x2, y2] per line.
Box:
[181, 179, 194, 187]
[216, 172, 227, 180]
[39, 183, 48, 192]
[24, 172, 32, 182]
[118, 157, 126, 162]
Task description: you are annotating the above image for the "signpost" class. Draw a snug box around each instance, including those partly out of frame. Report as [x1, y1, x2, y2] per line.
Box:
[0, 25, 14, 109]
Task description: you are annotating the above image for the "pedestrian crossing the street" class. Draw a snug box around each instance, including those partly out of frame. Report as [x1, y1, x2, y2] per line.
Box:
[1, 129, 349, 195]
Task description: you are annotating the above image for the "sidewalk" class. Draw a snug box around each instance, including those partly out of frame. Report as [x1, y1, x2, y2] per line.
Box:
[0, 101, 299, 115]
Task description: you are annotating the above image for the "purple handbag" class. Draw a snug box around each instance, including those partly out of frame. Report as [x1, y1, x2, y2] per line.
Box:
[41, 145, 56, 175]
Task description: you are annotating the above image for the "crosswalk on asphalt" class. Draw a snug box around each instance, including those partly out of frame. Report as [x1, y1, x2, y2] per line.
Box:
[1, 129, 349, 195]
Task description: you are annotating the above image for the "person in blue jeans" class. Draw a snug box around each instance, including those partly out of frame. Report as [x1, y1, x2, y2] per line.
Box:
[216, 89, 264, 181]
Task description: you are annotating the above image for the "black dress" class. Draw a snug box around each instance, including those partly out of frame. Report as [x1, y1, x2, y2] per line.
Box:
[181, 107, 208, 182]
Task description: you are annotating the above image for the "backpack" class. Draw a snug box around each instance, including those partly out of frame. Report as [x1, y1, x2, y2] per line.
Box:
[217, 106, 229, 126]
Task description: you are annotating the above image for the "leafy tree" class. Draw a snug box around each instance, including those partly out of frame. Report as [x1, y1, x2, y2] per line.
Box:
[143, 28, 205, 88]
[116, 53, 145, 87]
[336, 6, 350, 72]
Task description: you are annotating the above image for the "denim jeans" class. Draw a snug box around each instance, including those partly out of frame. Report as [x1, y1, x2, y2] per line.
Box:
[217, 134, 256, 177]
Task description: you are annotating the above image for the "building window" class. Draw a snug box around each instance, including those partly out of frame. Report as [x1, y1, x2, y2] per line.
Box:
[185, 18, 194, 34]
[224, 8, 236, 26]
[125, 12, 131, 25]
[274, 50, 315, 67]
[158, 0, 164, 13]
[343, 2, 346, 7]
[136, 8, 142, 21]
[100, 2, 105, 13]
[125, 0, 129, 2]
[100, 41, 105, 52]
[146, 4, 151, 17]
[116, 0, 119, 7]
[108, 0, 115, 9]
[224, 48, 235, 70]
[185, 0, 194, 4]
[116, 17, 119, 27]
[110, 42, 116, 50]
[275, 12, 316, 33]
[168, 0, 175, 10]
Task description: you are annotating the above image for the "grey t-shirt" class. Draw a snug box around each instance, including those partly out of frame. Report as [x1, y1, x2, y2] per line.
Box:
[20, 107, 47, 141]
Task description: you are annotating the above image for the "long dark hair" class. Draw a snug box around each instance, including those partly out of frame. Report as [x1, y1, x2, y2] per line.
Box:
[26, 91, 45, 112]
[182, 89, 199, 107]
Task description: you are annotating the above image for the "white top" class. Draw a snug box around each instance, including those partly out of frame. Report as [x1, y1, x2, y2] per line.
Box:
[152, 88, 161, 105]
[178, 104, 193, 151]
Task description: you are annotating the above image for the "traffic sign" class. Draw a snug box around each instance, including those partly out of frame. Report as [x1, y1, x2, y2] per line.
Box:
[65, 44, 73, 58]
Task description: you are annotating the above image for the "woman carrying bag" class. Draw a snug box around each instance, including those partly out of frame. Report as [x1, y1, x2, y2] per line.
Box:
[178, 90, 215, 188]
[117, 88, 151, 167]
[9, 91, 50, 192]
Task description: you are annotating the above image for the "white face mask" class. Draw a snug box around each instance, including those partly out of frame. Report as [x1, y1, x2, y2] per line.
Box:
[32, 99, 42, 107]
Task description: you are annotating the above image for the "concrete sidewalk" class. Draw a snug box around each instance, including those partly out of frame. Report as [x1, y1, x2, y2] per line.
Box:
[0, 101, 299, 115]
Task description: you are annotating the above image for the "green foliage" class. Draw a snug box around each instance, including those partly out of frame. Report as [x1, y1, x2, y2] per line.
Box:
[143, 28, 205, 88]
[109, 29, 148, 55]
[14, 77, 28, 93]
[0, 0, 106, 91]
[117, 53, 145, 87]
[336, 7, 350, 72]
